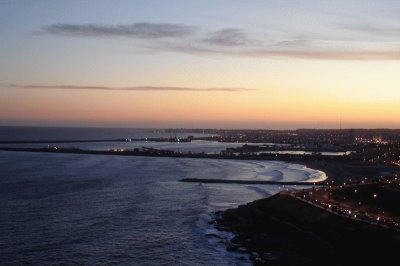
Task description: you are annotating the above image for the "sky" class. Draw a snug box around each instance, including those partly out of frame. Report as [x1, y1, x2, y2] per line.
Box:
[1, 0, 399, 129]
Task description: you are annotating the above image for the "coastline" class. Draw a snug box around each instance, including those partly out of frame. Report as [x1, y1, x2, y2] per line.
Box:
[286, 158, 393, 184]
[214, 193, 400, 265]
[1, 145, 399, 265]
[212, 158, 400, 265]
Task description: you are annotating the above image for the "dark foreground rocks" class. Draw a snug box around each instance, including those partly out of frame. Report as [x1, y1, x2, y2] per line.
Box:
[215, 193, 400, 266]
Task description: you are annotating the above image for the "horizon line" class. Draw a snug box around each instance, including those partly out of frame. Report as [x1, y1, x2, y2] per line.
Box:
[1, 124, 399, 131]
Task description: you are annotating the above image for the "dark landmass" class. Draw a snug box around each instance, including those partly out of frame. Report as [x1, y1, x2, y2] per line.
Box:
[213, 168, 400, 265]
[296, 177, 400, 228]
[215, 192, 400, 266]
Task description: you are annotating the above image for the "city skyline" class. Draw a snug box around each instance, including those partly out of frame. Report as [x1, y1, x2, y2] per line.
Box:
[1, 0, 399, 129]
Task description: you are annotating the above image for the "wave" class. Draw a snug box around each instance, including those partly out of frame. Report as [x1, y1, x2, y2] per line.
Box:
[256, 169, 284, 181]
[245, 186, 272, 197]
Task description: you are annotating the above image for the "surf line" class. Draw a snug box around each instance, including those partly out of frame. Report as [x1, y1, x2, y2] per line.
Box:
[180, 178, 322, 186]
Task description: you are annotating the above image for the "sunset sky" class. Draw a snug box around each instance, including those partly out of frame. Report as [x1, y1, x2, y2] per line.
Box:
[1, 0, 399, 129]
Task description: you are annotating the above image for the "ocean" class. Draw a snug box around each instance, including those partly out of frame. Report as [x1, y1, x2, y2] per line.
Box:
[0, 127, 326, 265]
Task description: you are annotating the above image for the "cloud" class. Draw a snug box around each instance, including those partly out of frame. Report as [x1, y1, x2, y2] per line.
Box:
[2, 83, 255, 92]
[39, 22, 400, 61]
[275, 39, 311, 48]
[240, 49, 400, 60]
[40, 22, 197, 39]
[341, 24, 400, 37]
[203, 28, 252, 46]
[146, 42, 400, 60]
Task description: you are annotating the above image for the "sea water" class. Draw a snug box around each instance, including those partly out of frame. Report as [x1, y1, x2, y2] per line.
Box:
[0, 127, 326, 265]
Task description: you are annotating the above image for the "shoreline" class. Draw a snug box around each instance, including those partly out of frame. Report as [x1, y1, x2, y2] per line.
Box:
[1, 147, 396, 191]
[2, 146, 399, 265]
[214, 192, 400, 265]
[286, 158, 395, 184]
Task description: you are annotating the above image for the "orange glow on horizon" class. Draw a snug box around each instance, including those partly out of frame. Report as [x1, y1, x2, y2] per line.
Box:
[1, 82, 399, 129]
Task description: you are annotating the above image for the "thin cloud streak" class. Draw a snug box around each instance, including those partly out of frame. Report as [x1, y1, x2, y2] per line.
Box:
[242, 50, 400, 60]
[40, 23, 197, 39]
[2, 84, 256, 92]
[341, 24, 400, 37]
[154, 43, 400, 60]
[203, 28, 252, 46]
